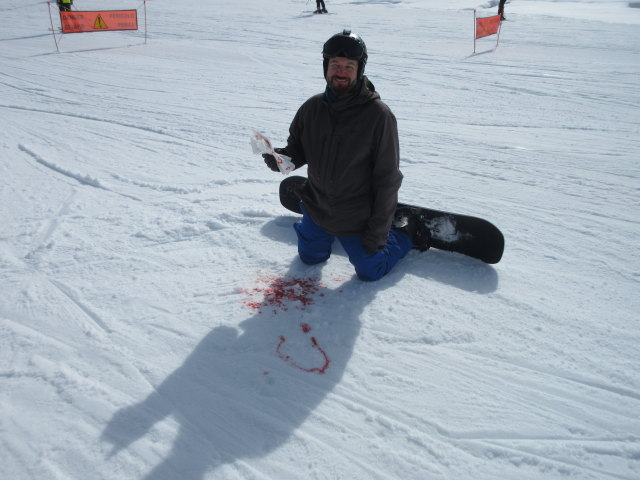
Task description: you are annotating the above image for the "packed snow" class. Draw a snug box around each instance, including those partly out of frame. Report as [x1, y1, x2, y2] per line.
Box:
[1, 0, 639, 479]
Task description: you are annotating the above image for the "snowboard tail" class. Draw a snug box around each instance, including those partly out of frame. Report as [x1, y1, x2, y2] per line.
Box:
[279, 176, 504, 264]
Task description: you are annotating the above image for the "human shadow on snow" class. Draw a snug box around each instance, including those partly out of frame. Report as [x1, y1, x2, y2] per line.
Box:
[261, 217, 499, 294]
[101, 259, 390, 479]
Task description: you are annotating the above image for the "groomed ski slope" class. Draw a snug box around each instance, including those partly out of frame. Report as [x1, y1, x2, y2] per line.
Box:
[1, 1, 639, 479]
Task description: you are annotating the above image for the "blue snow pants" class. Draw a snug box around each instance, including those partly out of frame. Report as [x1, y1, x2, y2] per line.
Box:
[293, 204, 413, 282]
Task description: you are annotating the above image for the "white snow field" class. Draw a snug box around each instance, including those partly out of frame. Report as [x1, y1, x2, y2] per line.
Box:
[1, 0, 639, 479]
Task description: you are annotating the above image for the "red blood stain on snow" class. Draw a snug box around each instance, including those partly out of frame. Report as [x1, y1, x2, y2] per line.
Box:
[276, 323, 330, 374]
[242, 275, 325, 313]
[241, 275, 331, 374]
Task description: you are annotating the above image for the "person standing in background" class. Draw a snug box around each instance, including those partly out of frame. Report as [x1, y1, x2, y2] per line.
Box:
[498, 0, 507, 20]
[57, 0, 73, 12]
[315, 0, 328, 14]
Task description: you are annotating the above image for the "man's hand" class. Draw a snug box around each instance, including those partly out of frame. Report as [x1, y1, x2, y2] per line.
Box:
[362, 234, 384, 255]
[262, 153, 279, 172]
[263, 148, 289, 172]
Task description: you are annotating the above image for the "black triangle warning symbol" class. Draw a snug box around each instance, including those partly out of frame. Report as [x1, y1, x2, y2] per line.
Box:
[93, 15, 108, 30]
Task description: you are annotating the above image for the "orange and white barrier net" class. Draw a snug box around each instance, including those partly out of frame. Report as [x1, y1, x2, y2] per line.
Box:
[60, 10, 138, 34]
[474, 10, 503, 52]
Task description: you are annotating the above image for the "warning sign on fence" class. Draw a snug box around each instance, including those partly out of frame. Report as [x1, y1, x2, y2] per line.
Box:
[60, 10, 138, 34]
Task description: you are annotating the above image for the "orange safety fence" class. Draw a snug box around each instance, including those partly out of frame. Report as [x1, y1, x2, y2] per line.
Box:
[475, 14, 501, 39]
[60, 10, 138, 34]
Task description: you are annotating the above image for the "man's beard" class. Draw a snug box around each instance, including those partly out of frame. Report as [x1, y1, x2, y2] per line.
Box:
[328, 75, 357, 98]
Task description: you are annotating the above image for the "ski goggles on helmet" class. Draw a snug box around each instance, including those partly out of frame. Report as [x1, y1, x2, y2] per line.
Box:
[322, 34, 366, 61]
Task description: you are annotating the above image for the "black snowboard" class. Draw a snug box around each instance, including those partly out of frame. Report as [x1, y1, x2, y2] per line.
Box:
[279, 176, 504, 264]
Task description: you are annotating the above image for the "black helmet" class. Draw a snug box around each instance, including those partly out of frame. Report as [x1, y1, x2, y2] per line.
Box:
[322, 29, 368, 80]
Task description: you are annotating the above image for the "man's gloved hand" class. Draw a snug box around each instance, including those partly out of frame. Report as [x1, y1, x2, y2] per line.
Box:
[262, 153, 279, 172]
[362, 233, 385, 255]
[262, 148, 289, 172]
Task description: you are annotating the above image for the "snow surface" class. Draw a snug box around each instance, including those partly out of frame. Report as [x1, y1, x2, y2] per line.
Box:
[2, 0, 640, 479]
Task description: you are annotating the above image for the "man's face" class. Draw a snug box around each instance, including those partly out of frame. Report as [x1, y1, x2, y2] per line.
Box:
[326, 57, 358, 97]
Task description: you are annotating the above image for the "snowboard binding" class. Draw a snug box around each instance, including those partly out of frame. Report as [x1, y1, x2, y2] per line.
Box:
[392, 211, 431, 251]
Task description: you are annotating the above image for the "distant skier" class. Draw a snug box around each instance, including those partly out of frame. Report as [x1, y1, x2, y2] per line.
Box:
[57, 0, 72, 12]
[498, 0, 507, 20]
[315, 0, 328, 14]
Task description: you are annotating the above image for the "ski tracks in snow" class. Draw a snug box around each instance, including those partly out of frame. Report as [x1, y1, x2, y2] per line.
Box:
[19, 144, 107, 190]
